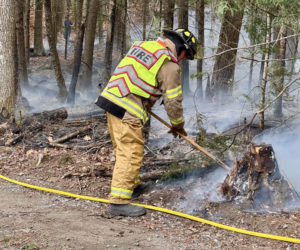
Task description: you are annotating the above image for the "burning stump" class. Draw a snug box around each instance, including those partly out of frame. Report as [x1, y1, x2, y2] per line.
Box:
[220, 143, 298, 210]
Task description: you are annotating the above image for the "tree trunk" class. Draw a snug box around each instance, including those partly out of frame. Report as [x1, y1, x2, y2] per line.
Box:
[51, 0, 58, 44]
[67, 0, 85, 105]
[211, 0, 244, 103]
[196, 0, 205, 99]
[55, 0, 65, 34]
[34, 0, 46, 56]
[102, 0, 117, 86]
[285, 26, 298, 81]
[64, 0, 71, 59]
[121, 0, 128, 57]
[247, 9, 256, 92]
[44, 0, 67, 102]
[163, 0, 175, 30]
[77, 0, 99, 92]
[15, 0, 29, 88]
[67, 24, 85, 105]
[178, 0, 190, 96]
[273, 24, 287, 118]
[24, 0, 30, 64]
[142, 1, 148, 40]
[159, 0, 162, 31]
[248, 47, 255, 92]
[98, 1, 105, 43]
[0, 1, 17, 118]
[114, 0, 127, 56]
[115, 0, 124, 52]
[259, 14, 271, 130]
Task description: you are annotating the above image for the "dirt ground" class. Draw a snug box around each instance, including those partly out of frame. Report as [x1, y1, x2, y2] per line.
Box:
[0, 142, 300, 249]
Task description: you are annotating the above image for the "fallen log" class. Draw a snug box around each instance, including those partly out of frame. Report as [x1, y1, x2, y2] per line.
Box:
[50, 126, 91, 144]
[220, 143, 298, 210]
[140, 170, 165, 182]
[22, 108, 68, 126]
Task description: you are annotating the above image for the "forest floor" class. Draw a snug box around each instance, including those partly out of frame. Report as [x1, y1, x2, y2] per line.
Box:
[0, 115, 300, 250]
[1, 42, 300, 249]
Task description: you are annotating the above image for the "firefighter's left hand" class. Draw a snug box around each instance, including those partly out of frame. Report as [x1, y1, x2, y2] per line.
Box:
[168, 126, 187, 138]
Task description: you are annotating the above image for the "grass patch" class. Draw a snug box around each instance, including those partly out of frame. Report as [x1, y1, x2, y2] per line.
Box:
[22, 243, 39, 249]
[2, 235, 10, 243]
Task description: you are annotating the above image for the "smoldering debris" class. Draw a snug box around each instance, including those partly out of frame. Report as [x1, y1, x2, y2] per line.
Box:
[220, 143, 299, 212]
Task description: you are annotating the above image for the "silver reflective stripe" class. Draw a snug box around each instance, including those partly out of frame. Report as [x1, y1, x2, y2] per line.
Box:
[114, 65, 162, 96]
[154, 49, 178, 63]
[166, 86, 182, 99]
[102, 90, 148, 123]
[111, 187, 133, 199]
[170, 116, 184, 125]
[107, 78, 130, 97]
[127, 46, 156, 68]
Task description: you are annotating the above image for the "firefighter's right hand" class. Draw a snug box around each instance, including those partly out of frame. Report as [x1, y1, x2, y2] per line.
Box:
[168, 126, 187, 138]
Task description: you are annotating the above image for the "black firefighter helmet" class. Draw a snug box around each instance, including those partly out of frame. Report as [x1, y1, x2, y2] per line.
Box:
[163, 28, 197, 60]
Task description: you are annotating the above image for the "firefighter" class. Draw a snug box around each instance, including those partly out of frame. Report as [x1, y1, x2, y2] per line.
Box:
[96, 28, 197, 217]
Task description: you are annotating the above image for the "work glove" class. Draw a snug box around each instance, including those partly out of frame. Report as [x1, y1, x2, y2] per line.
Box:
[168, 124, 187, 138]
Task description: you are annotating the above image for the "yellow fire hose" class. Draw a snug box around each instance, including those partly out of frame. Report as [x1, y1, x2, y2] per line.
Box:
[1, 174, 299, 244]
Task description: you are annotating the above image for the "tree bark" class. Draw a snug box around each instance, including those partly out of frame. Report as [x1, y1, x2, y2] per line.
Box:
[15, 0, 29, 88]
[158, 0, 162, 31]
[211, 0, 244, 103]
[273, 24, 287, 118]
[121, 0, 128, 57]
[67, 0, 84, 105]
[67, 24, 85, 105]
[51, 0, 58, 44]
[178, 0, 190, 96]
[24, 0, 30, 64]
[44, 0, 68, 102]
[77, 0, 99, 92]
[55, 0, 65, 34]
[102, 0, 117, 86]
[98, 1, 105, 43]
[64, 0, 71, 59]
[114, 0, 128, 57]
[163, 0, 175, 30]
[142, 1, 148, 40]
[115, 0, 125, 52]
[196, 0, 205, 99]
[259, 14, 271, 130]
[34, 0, 46, 56]
[0, 1, 17, 118]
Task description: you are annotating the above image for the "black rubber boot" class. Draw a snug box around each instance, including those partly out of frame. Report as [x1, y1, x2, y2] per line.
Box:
[132, 181, 154, 199]
[110, 204, 146, 217]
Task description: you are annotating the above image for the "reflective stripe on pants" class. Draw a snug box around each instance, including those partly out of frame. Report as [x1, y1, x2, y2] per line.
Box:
[107, 112, 144, 204]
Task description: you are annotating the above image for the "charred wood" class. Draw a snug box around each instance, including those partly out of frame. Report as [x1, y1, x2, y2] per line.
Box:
[220, 143, 298, 210]
[22, 108, 68, 126]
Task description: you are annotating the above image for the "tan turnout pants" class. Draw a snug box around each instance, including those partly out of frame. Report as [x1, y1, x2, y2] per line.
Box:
[106, 112, 144, 204]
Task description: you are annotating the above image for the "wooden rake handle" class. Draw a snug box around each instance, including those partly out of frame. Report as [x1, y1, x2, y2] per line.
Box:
[149, 111, 231, 171]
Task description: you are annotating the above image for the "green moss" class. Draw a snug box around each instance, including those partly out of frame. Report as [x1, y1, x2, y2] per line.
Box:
[2, 235, 10, 243]
[59, 153, 73, 165]
[160, 157, 204, 182]
[22, 243, 39, 250]
[196, 128, 232, 153]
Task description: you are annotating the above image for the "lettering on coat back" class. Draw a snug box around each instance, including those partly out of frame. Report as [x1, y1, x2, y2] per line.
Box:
[127, 46, 156, 69]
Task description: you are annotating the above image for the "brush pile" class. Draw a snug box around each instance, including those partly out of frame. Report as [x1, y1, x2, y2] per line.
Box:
[220, 143, 299, 211]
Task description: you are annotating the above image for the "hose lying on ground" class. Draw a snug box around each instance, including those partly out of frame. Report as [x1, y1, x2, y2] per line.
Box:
[0, 174, 299, 244]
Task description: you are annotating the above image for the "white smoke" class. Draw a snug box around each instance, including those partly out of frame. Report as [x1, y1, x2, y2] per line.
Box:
[254, 116, 300, 193]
